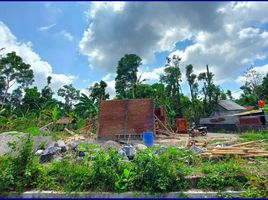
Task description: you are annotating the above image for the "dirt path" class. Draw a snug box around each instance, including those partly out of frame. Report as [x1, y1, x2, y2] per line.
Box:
[207, 132, 238, 138]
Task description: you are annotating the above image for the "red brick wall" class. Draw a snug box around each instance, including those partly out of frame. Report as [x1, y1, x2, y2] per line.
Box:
[98, 99, 154, 139]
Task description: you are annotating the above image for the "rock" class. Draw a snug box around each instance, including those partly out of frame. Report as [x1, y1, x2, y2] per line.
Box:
[67, 141, 79, 151]
[0, 132, 25, 156]
[122, 145, 136, 159]
[33, 136, 54, 151]
[35, 149, 44, 155]
[39, 146, 61, 163]
[155, 147, 168, 154]
[135, 144, 147, 151]
[118, 149, 128, 160]
[55, 140, 67, 152]
[101, 140, 120, 150]
[0, 132, 54, 156]
[77, 151, 85, 157]
[190, 145, 204, 154]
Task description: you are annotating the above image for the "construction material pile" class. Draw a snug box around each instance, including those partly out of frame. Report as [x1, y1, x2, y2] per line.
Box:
[199, 139, 268, 158]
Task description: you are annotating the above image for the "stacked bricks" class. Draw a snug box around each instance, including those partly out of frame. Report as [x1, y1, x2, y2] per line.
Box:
[98, 99, 154, 139]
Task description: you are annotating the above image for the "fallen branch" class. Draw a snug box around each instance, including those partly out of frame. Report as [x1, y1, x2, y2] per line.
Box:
[64, 127, 75, 135]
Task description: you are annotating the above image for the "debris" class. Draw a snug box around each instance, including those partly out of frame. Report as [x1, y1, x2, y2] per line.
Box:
[231, 139, 267, 147]
[64, 127, 75, 135]
[55, 140, 67, 152]
[200, 143, 268, 158]
[190, 145, 204, 154]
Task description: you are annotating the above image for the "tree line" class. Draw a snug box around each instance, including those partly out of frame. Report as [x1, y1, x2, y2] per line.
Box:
[1, 51, 267, 130]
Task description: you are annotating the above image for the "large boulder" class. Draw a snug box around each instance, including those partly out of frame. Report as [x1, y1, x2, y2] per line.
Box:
[101, 140, 121, 150]
[0, 132, 53, 156]
[135, 144, 147, 151]
[0, 131, 24, 156]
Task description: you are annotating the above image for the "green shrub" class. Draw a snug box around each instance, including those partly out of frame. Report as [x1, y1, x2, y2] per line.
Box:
[241, 175, 268, 198]
[0, 133, 44, 192]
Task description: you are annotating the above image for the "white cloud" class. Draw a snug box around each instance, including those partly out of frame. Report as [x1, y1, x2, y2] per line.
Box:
[235, 64, 268, 85]
[60, 30, 73, 41]
[37, 23, 56, 32]
[80, 2, 224, 72]
[80, 2, 268, 87]
[0, 21, 75, 93]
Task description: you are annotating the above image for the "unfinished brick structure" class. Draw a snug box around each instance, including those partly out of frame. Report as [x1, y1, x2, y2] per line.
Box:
[98, 99, 155, 139]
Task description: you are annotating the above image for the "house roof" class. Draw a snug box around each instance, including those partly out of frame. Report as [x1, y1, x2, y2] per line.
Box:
[225, 109, 263, 116]
[218, 100, 246, 111]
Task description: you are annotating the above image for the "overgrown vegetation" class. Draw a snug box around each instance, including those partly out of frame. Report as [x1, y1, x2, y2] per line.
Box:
[0, 135, 267, 197]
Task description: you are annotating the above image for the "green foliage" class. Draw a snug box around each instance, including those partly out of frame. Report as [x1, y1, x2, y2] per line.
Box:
[198, 65, 221, 117]
[0, 133, 44, 192]
[239, 132, 268, 143]
[160, 55, 182, 118]
[197, 158, 246, 191]
[115, 54, 142, 98]
[75, 94, 98, 118]
[88, 80, 109, 104]
[0, 52, 34, 108]
[57, 84, 80, 111]
[241, 175, 268, 198]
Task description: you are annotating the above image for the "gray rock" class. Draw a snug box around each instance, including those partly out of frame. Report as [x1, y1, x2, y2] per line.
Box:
[35, 149, 44, 156]
[155, 147, 168, 154]
[33, 136, 54, 151]
[0, 131, 25, 156]
[123, 145, 136, 159]
[77, 151, 85, 157]
[55, 140, 67, 152]
[39, 146, 61, 163]
[67, 141, 79, 151]
[135, 144, 147, 151]
[118, 150, 128, 160]
[101, 140, 120, 150]
[0, 132, 54, 157]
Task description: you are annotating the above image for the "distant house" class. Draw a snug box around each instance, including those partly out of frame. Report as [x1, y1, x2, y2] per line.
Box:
[200, 100, 267, 132]
[210, 100, 246, 117]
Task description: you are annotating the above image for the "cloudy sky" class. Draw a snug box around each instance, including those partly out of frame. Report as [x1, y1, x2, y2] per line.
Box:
[0, 2, 268, 99]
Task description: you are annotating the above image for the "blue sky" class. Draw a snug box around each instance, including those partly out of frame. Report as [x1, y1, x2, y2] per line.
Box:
[0, 2, 268, 99]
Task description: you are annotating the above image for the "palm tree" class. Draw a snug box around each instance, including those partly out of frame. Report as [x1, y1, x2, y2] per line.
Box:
[75, 93, 98, 118]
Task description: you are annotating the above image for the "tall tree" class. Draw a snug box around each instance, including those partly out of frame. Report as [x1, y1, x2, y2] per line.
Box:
[261, 73, 268, 101]
[57, 84, 80, 111]
[160, 55, 182, 119]
[115, 54, 142, 98]
[89, 80, 109, 104]
[226, 90, 233, 100]
[198, 65, 221, 116]
[185, 64, 199, 123]
[22, 87, 41, 112]
[0, 52, 34, 107]
[237, 67, 264, 106]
